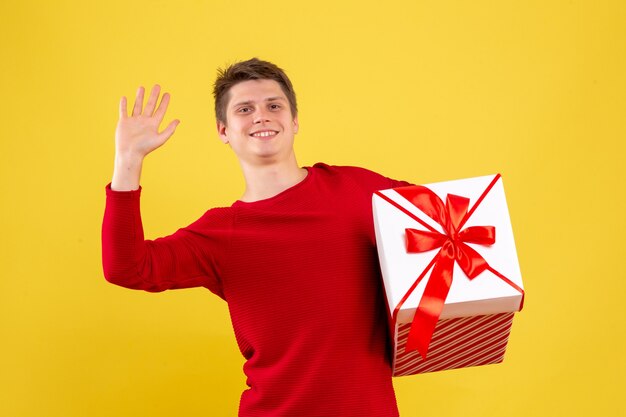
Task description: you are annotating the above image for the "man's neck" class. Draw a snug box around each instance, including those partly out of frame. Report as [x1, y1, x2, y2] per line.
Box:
[238, 155, 308, 203]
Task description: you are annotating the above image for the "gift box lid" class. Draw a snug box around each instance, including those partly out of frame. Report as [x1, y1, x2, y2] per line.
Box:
[373, 174, 524, 323]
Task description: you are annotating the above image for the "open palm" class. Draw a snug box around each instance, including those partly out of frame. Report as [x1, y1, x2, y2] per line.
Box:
[115, 84, 180, 158]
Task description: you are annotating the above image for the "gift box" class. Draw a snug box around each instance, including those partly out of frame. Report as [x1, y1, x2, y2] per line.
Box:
[373, 174, 524, 376]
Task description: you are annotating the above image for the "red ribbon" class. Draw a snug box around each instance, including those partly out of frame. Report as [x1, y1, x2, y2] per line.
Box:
[374, 174, 524, 360]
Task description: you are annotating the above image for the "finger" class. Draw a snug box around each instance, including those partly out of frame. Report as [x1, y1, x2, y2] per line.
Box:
[119, 96, 127, 119]
[156, 119, 180, 144]
[132, 86, 145, 116]
[153, 92, 171, 124]
[143, 84, 161, 116]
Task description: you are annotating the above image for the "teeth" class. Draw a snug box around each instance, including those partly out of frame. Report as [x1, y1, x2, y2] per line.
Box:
[252, 131, 276, 138]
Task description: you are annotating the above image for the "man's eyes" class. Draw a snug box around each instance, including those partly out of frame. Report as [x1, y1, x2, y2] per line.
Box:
[237, 104, 281, 113]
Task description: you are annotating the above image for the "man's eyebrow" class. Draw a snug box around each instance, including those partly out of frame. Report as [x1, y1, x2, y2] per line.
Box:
[232, 97, 286, 107]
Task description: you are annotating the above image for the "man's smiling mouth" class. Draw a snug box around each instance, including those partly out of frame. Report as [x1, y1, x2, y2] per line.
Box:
[250, 130, 278, 138]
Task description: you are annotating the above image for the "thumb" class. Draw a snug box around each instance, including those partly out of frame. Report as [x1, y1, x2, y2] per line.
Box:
[157, 119, 180, 144]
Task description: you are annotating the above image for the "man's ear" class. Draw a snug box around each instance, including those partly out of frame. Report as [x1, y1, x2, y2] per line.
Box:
[216, 120, 229, 144]
[293, 116, 299, 134]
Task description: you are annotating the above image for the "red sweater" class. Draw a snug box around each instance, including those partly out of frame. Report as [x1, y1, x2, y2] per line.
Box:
[102, 162, 410, 416]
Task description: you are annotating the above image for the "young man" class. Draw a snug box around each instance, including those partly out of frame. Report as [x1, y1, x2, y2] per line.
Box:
[102, 58, 410, 416]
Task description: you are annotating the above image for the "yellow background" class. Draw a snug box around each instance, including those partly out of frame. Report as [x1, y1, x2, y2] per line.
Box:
[1, 0, 624, 415]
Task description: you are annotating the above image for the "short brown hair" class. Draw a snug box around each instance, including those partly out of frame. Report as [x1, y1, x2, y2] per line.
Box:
[213, 57, 298, 125]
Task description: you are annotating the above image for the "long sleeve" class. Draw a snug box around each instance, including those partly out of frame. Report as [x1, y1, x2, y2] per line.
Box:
[101, 183, 227, 299]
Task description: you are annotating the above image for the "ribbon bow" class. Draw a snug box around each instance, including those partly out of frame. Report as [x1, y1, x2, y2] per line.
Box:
[394, 185, 496, 360]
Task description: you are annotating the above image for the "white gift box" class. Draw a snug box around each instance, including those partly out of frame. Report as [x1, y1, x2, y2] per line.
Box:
[373, 174, 524, 376]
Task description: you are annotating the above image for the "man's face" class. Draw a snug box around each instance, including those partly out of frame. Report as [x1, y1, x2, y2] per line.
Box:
[217, 79, 299, 166]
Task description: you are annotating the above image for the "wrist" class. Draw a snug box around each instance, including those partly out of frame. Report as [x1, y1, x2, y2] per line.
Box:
[114, 152, 145, 167]
[112, 153, 143, 191]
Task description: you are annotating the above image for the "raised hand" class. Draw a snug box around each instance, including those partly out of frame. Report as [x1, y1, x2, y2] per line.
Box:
[115, 84, 180, 159]
[111, 85, 179, 191]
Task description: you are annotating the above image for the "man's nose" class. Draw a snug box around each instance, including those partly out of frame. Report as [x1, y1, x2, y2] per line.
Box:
[253, 107, 270, 124]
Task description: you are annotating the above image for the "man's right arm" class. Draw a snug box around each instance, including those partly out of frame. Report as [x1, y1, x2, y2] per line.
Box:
[101, 85, 225, 298]
[102, 182, 225, 297]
